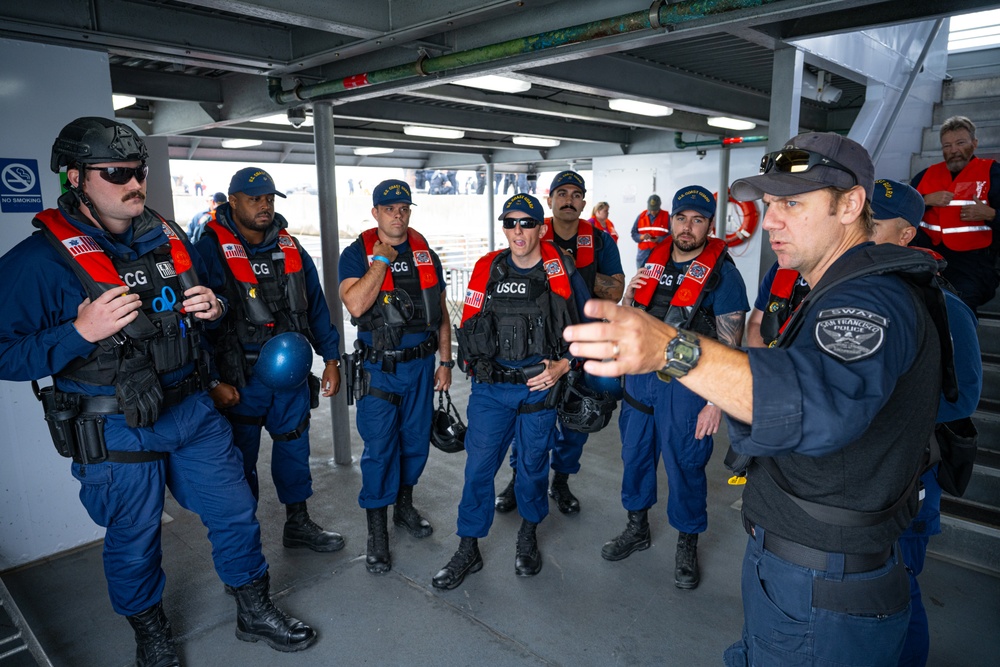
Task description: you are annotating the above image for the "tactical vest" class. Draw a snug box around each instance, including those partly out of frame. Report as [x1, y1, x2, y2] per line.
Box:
[631, 236, 728, 338]
[542, 219, 602, 293]
[636, 210, 671, 250]
[915, 158, 994, 251]
[759, 268, 811, 347]
[352, 228, 441, 351]
[34, 208, 200, 385]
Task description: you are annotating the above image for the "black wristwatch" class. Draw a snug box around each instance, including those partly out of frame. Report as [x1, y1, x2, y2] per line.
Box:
[656, 329, 701, 383]
[439, 360, 455, 368]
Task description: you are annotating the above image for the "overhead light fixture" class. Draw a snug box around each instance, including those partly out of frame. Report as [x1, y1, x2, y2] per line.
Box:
[403, 125, 465, 140]
[512, 136, 560, 148]
[801, 70, 842, 104]
[454, 75, 532, 94]
[353, 147, 394, 156]
[608, 98, 673, 117]
[221, 138, 263, 149]
[112, 95, 136, 110]
[251, 113, 313, 128]
[707, 117, 757, 131]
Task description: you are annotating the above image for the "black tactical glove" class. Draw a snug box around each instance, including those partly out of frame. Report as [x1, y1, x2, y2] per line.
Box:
[116, 352, 164, 428]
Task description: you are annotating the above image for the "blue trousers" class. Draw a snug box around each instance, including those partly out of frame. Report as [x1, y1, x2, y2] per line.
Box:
[897, 469, 941, 667]
[227, 373, 313, 504]
[71, 393, 267, 616]
[458, 382, 556, 537]
[617, 372, 712, 534]
[508, 416, 588, 474]
[356, 355, 435, 508]
[724, 526, 910, 667]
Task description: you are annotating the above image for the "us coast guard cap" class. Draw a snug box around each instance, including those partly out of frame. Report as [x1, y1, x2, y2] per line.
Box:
[872, 179, 925, 228]
[373, 179, 415, 207]
[672, 185, 716, 219]
[498, 193, 543, 220]
[228, 167, 286, 198]
[549, 170, 586, 194]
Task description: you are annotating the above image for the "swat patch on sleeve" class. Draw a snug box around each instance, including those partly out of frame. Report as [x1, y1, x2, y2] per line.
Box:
[813, 307, 888, 362]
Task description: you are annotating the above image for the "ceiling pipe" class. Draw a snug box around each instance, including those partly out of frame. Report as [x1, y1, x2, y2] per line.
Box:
[268, 0, 786, 105]
[674, 132, 768, 149]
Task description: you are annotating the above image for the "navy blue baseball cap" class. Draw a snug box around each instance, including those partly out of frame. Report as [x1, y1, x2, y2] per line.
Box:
[549, 170, 586, 194]
[228, 167, 286, 198]
[672, 185, 716, 219]
[212, 192, 227, 204]
[372, 179, 415, 207]
[498, 193, 543, 220]
[872, 179, 925, 228]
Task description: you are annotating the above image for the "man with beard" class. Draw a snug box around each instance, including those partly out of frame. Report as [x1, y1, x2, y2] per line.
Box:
[911, 115, 1000, 314]
[197, 167, 346, 555]
[602, 185, 747, 590]
[0, 118, 317, 665]
[494, 171, 624, 518]
[631, 194, 672, 268]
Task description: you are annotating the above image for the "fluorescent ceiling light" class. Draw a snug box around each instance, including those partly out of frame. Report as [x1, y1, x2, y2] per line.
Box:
[251, 113, 314, 127]
[454, 75, 532, 94]
[608, 98, 673, 117]
[112, 95, 136, 110]
[403, 125, 465, 139]
[353, 147, 394, 156]
[707, 117, 757, 131]
[512, 136, 560, 148]
[221, 138, 263, 149]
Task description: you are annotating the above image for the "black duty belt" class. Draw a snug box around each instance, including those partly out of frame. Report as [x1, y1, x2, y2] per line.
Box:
[77, 374, 202, 414]
[745, 519, 891, 574]
[359, 334, 438, 368]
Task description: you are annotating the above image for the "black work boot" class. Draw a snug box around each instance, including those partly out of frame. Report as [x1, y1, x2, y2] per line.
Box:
[675, 532, 700, 590]
[515, 519, 543, 576]
[283, 501, 345, 552]
[601, 509, 652, 561]
[365, 507, 392, 574]
[393, 484, 433, 538]
[548, 471, 580, 514]
[432, 537, 483, 590]
[233, 572, 317, 652]
[126, 602, 180, 667]
[494, 470, 517, 514]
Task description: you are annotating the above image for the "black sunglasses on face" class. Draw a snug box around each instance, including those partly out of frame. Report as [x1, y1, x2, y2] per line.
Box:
[84, 164, 149, 185]
[759, 149, 857, 186]
[502, 217, 541, 229]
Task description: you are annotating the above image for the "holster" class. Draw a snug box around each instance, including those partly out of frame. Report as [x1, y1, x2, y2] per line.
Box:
[216, 330, 249, 388]
[343, 349, 369, 406]
[308, 372, 321, 409]
[35, 383, 79, 458]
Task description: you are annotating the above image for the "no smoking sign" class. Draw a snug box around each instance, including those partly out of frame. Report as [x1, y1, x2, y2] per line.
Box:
[0, 159, 43, 213]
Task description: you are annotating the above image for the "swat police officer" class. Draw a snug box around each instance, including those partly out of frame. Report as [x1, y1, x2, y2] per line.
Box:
[195, 166, 344, 554]
[0, 118, 316, 666]
[433, 193, 592, 590]
[494, 171, 624, 518]
[604, 185, 747, 591]
[339, 179, 452, 575]
[565, 133, 955, 666]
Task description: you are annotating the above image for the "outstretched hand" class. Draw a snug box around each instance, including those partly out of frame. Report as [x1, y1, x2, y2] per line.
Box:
[563, 299, 674, 377]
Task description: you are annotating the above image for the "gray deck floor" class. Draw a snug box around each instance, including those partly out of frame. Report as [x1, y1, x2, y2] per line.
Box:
[3, 377, 999, 667]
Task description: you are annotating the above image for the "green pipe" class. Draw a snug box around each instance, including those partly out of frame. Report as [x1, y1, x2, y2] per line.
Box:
[674, 132, 768, 149]
[270, 0, 782, 105]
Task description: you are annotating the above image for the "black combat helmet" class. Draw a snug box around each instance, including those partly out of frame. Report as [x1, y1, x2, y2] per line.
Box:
[50, 117, 148, 173]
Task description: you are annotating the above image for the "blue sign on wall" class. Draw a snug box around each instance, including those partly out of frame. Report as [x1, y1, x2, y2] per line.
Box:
[0, 159, 43, 213]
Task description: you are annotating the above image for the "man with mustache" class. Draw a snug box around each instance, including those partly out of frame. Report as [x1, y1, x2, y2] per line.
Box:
[0, 118, 317, 666]
[494, 171, 624, 518]
[911, 115, 1000, 315]
[196, 167, 346, 556]
[604, 185, 748, 591]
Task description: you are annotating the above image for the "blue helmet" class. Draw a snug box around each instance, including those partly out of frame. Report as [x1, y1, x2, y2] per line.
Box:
[254, 332, 313, 390]
[583, 372, 624, 400]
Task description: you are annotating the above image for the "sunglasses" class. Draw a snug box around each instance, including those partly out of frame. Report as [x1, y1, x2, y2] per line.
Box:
[502, 217, 541, 229]
[84, 164, 149, 185]
[759, 149, 857, 186]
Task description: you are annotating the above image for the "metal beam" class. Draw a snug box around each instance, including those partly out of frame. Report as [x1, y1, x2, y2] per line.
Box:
[110, 66, 223, 104]
[182, 0, 385, 38]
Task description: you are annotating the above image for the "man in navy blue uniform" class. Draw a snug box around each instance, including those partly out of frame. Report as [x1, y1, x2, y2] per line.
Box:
[565, 132, 957, 666]
[604, 185, 747, 590]
[339, 179, 452, 575]
[433, 193, 592, 590]
[0, 118, 316, 666]
[494, 171, 624, 518]
[195, 167, 345, 554]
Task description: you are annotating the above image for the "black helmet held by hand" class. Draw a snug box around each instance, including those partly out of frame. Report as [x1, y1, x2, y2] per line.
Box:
[51, 117, 148, 173]
[557, 369, 620, 434]
[431, 390, 467, 453]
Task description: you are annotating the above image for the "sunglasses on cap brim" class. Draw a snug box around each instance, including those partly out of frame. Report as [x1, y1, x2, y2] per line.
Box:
[502, 218, 541, 229]
[84, 164, 149, 185]
[759, 149, 857, 186]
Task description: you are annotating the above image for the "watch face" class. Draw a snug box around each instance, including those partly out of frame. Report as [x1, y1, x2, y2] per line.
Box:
[675, 343, 697, 364]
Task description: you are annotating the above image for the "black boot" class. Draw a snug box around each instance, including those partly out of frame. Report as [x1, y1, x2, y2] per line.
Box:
[432, 537, 483, 590]
[675, 532, 700, 590]
[601, 509, 651, 561]
[393, 484, 433, 538]
[548, 472, 580, 514]
[283, 501, 345, 552]
[233, 572, 317, 652]
[126, 602, 180, 667]
[365, 507, 391, 574]
[494, 470, 517, 514]
[515, 519, 543, 576]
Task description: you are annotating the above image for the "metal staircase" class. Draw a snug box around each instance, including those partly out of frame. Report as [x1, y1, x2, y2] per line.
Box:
[0, 578, 51, 666]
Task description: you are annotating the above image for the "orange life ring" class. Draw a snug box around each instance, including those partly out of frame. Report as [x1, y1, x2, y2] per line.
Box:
[714, 190, 759, 247]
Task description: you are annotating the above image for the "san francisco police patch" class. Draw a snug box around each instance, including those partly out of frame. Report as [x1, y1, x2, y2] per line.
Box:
[813, 307, 888, 362]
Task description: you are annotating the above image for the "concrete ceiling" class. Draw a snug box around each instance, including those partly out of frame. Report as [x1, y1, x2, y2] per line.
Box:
[3, 0, 996, 171]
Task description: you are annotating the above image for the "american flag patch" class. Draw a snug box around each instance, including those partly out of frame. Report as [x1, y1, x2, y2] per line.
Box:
[465, 289, 484, 308]
[643, 263, 664, 281]
[414, 251, 432, 265]
[63, 235, 102, 256]
[544, 260, 564, 277]
[686, 261, 710, 283]
[277, 236, 294, 248]
[578, 234, 593, 247]
[223, 243, 247, 260]
[161, 223, 179, 240]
